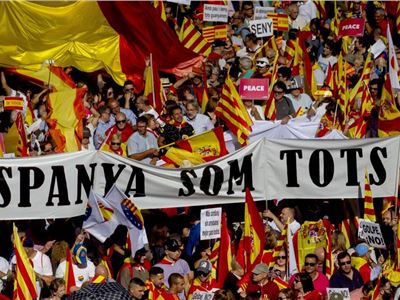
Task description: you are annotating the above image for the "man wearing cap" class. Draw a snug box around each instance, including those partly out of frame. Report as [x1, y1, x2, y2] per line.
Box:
[154, 239, 192, 300]
[252, 57, 271, 82]
[187, 260, 216, 300]
[244, 263, 279, 300]
[330, 251, 363, 291]
[351, 243, 382, 283]
[55, 243, 95, 287]
[285, 77, 313, 114]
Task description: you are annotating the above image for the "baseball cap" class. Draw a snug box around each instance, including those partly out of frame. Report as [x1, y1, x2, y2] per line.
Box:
[0, 257, 9, 280]
[256, 57, 270, 68]
[252, 263, 269, 275]
[196, 260, 212, 274]
[355, 243, 371, 256]
[73, 243, 87, 266]
[165, 239, 180, 252]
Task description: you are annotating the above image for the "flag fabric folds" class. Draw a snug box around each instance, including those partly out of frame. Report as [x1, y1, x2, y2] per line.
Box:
[144, 57, 164, 113]
[47, 88, 87, 152]
[387, 25, 400, 90]
[13, 224, 37, 300]
[83, 190, 105, 229]
[85, 185, 147, 257]
[363, 171, 376, 222]
[202, 25, 227, 43]
[215, 77, 253, 145]
[0, 1, 201, 85]
[214, 212, 232, 288]
[179, 18, 212, 57]
[64, 246, 76, 295]
[243, 189, 265, 271]
[378, 74, 400, 137]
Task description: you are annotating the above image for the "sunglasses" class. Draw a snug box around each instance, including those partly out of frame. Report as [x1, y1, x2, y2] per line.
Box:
[111, 142, 121, 146]
[304, 262, 316, 267]
[273, 90, 284, 95]
[116, 120, 126, 124]
[277, 256, 287, 259]
[339, 260, 351, 266]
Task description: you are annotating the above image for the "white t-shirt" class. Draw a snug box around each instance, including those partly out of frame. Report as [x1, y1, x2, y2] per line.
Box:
[318, 55, 338, 74]
[55, 260, 95, 287]
[186, 113, 214, 134]
[10, 250, 53, 276]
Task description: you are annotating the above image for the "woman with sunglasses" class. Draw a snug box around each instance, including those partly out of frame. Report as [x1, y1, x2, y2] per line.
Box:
[271, 250, 289, 281]
[292, 272, 323, 300]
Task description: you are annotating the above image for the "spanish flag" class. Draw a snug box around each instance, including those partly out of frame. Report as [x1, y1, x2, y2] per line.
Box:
[243, 188, 265, 271]
[216, 77, 253, 145]
[0, 2, 201, 85]
[363, 170, 376, 222]
[144, 57, 164, 114]
[64, 246, 76, 295]
[378, 74, 400, 137]
[214, 212, 232, 288]
[4, 112, 29, 157]
[47, 88, 87, 153]
[13, 224, 37, 300]
[4, 97, 24, 111]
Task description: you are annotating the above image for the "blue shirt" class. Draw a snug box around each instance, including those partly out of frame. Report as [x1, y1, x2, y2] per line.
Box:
[94, 119, 114, 149]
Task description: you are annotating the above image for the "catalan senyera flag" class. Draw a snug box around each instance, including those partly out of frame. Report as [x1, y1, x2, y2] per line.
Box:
[13, 223, 37, 300]
[202, 25, 227, 43]
[64, 246, 76, 295]
[330, 1, 340, 39]
[180, 17, 212, 57]
[0, 2, 201, 85]
[254, 36, 278, 62]
[216, 76, 253, 146]
[371, 276, 381, 300]
[4, 96, 24, 111]
[214, 212, 232, 289]
[314, 0, 326, 19]
[269, 224, 288, 269]
[264, 54, 280, 121]
[378, 74, 400, 137]
[267, 13, 289, 31]
[4, 112, 29, 157]
[47, 88, 87, 152]
[363, 170, 376, 222]
[243, 188, 265, 271]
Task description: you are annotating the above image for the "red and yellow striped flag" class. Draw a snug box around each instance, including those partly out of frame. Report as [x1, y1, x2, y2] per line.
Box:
[91, 275, 107, 284]
[339, 219, 351, 249]
[264, 54, 280, 121]
[273, 277, 289, 290]
[64, 246, 76, 295]
[269, 224, 288, 269]
[324, 221, 335, 278]
[396, 2, 400, 35]
[267, 13, 289, 31]
[13, 224, 37, 300]
[363, 171, 376, 222]
[215, 77, 253, 145]
[153, 0, 166, 22]
[314, 0, 326, 19]
[254, 36, 278, 61]
[371, 276, 381, 300]
[180, 17, 212, 57]
[243, 189, 265, 271]
[202, 25, 227, 43]
[4, 96, 24, 111]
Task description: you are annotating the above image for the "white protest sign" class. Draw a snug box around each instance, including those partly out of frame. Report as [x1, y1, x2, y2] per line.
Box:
[327, 288, 350, 300]
[359, 220, 386, 249]
[201, 207, 222, 240]
[249, 19, 273, 38]
[203, 4, 228, 23]
[370, 39, 386, 58]
[166, 0, 191, 5]
[357, 218, 365, 240]
[192, 291, 214, 300]
[254, 6, 275, 20]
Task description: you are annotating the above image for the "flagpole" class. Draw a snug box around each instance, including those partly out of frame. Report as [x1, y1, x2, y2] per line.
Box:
[150, 53, 156, 109]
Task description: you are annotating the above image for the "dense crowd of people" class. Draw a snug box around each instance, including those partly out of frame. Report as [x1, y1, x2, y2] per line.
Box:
[0, 0, 400, 299]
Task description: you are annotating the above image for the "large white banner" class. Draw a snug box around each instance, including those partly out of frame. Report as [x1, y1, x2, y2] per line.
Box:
[264, 137, 400, 200]
[0, 137, 399, 219]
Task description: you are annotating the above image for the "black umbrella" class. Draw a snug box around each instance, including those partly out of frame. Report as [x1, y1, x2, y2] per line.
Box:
[70, 282, 131, 300]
